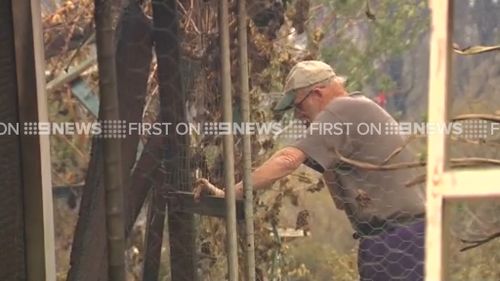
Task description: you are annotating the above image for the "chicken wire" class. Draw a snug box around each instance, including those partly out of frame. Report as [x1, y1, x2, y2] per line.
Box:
[0, 1, 27, 279]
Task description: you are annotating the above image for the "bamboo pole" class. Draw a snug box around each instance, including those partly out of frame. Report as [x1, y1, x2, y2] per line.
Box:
[11, 0, 57, 279]
[238, 0, 256, 280]
[94, 0, 125, 280]
[219, 0, 239, 279]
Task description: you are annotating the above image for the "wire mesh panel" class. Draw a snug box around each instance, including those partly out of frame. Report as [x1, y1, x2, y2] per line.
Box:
[429, 1, 500, 280]
[449, 0, 500, 163]
[0, 1, 27, 278]
[445, 199, 500, 281]
[450, 1, 500, 160]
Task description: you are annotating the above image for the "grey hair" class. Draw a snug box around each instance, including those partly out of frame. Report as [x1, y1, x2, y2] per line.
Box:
[304, 75, 346, 91]
[333, 75, 347, 86]
[294, 75, 347, 96]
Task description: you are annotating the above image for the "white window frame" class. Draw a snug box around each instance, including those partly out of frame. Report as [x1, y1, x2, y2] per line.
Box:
[426, 0, 500, 280]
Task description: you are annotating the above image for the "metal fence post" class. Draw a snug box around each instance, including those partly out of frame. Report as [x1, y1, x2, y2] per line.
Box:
[219, 0, 239, 279]
[238, 0, 256, 280]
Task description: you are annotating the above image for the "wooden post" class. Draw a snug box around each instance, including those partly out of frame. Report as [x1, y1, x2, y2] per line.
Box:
[426, 1, 500, 280]
[94, 0, 126, 279]
[11, 0, 57, 280]
[426, 0, 453, 279]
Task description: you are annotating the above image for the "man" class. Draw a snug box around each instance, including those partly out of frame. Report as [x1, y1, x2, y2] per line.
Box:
[195, 60, 426, 281]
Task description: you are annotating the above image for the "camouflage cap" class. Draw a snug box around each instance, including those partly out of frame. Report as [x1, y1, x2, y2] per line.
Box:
[274, 60, 336, 111]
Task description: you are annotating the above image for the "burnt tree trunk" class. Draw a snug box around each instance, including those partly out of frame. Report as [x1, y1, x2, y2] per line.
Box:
[143, 1, 196, 281]
[67, 2, 154, 281]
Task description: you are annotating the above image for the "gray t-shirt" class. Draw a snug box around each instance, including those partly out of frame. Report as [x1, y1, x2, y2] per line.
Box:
[291, 93, 425, 235]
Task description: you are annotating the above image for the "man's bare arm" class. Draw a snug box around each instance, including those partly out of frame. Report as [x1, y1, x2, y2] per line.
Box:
[234, 146, 306, 198]
[195, 146, 307, 200]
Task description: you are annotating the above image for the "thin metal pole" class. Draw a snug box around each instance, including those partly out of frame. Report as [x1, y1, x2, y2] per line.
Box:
[219, 0, 239, 280]
[238, 0, 256, 280]
[94, 0, 125, 280]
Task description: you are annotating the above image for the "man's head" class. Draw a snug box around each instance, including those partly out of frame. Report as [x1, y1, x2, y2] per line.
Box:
[274, 60, 347, 123]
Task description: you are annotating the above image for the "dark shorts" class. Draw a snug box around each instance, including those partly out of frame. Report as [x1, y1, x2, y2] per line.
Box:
[357, 220, 425, 281]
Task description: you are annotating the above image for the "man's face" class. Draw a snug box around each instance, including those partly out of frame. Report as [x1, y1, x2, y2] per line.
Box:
[293, 87, 323, 124]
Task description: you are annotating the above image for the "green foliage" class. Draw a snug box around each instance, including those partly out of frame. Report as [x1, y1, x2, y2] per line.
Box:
[317, 0, 429, 92]
[283, 241, 358, 281]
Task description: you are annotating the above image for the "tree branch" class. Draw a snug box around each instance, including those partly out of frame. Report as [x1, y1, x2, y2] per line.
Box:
[453, 43, 500, 55]
[380, 135, 420, 165]
[336, 148, 500, 171]
[404, 173, 426, 187]
[452, 114, 500, 123]
[460, 231, 500, 252]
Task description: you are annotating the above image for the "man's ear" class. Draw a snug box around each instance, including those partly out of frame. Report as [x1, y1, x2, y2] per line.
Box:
[313, 87, 324, 98]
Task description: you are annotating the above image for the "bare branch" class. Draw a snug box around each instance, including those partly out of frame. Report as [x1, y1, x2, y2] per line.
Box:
[453, 43, 500, 55]
[452, 114, 500, 123]
[405, 173, 426, 187]
[335, 149, 500, 171]
[451, 136, 490, 146]
[451, 157, 500, 167]
[460, 231, 500, 252]
[381, 134, 421, 165]
[365, 0, 376, 21]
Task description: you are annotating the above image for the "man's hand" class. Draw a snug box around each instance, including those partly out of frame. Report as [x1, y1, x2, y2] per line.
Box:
[193, 178, 225, 202]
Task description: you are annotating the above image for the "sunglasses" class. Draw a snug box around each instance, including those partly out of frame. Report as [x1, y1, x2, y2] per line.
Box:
[291, 86, 322, 111]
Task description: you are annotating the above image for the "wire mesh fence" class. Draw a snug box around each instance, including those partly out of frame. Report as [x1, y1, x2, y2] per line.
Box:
[0, 1, 27, 279]
[444, 2, 500, 279]
[38, 0, 500, 280]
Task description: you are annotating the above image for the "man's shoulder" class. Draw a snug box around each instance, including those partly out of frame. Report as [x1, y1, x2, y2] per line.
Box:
[324, 93, 385, 117]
